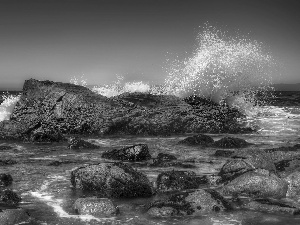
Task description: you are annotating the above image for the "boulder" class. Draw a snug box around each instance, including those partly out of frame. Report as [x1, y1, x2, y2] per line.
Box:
[213, 137, 251, 148]
[0, 189, 21, 205]
[219, 149, 276, 182]
[147, 189, 232, 217]
[150, 153, 195, 168]
[68, 137, 100, 149]
[284, 171, 300, 197]
[221, 171, 288, 199]
[74, 197, 118, 217]
[214, 150, 234, 157]
[177, 134, 214, 146]
[265, 146, 300, 163]
[0, 209, 32, 225]
[71, 162, 154, 198]
[156, 153, 177, 161]
[243, 199, 300, 215]
[275, 159, 300, 175]
[156, 170, 206, 192]
[101, 144, 151, 161]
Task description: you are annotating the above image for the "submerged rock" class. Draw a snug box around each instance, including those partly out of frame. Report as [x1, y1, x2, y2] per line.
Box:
[0, 209, 32, 225]
[101, 144, 151, 161]
[156, 170, 206, 192]
[150, 153, 195, 168]
[68, 137, 100, 149]
[71, 162, 154, 198]
[0, 174, 13, 187]
[213, 137, 251, 148]
[74, 197, 119, 217]
[177, 134, 214, 146]
[0, 159, 17, 166]
[147, 189, 232, 217]
[244, 199, 300, 215]
[221, 171, 288, 199]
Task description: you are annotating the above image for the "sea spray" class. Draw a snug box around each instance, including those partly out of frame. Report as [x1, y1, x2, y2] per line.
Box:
[0, 93, 20, 122]
[163, 25, 275, 106]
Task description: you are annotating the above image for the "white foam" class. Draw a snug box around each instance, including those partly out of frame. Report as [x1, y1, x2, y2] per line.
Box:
[0, 94, 20, 122]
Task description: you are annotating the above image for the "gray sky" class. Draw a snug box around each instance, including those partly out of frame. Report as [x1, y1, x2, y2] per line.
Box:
[0, 0, 299, 90]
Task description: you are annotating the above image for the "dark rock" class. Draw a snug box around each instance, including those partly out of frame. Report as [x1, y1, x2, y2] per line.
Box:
[150, 160, 195, 168]
[147, 189, 232, 217]
[101, 144, 151, 161]
[221, 171, 288, 199]
[0, 189, 21, 205]
[219, 149, 276, 182]
[244, 199, 300, 215]
[71, 162, 154, 198]
[68, 137, 100, 149]
[177, 134, 214, 146]
[0, 174, 13, 187]
[157, 153, 177, 161]
[214, 150, 234, 157]
[74, 197, 119, 217]
[265, 146, 300, 163]
[213, 137, 251, 148]
[275, 159, 300, 173]
[0, 160, 17, 166]
[156, 170, 206, 192]
[48, 161, 62, 166]
[0, 146, 13, 150]
[0, 79, 250, 140]
[284, 171, 300, 197]
[0, 209, 32, 225]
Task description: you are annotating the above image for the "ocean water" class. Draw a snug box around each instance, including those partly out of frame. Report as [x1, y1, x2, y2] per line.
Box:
[0, 91, 300, 225]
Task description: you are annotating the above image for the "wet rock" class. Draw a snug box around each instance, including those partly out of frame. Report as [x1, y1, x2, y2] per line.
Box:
[101, 144, 151, 161]
[275, 159, 300, 174]
[147, 189, 232, 217]
[221, 171, 288, 199]
[150, 153, 195, 168]
[265, 146, 300, 163]
[30, 126, 66, 142]
[177, 134, 214, 146]
[0, 209, 32, 225]
[244, 199, 300, 215]
[0, 189, 21, 205]
[219, 149, 276, 182]
[68, 137, 100, 149]
[284, 171, 300, 197]
[156, 170, 206, 192]
[0, 174, 13, 187]
[156, 153, 177, 161]
[0, 160, 17, 166]
[74, 197, 119, 217]
[71, 162, 154, 198]
[0, 146, 13, 150]
[214, 150, 234, 157]
[213, 137, 251, 148]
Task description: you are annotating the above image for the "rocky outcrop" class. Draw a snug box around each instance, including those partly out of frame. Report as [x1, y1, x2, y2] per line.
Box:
[68, 137, 100, 149]
[147, 189, 232, 217]
[71, 162, 154, 198]
[177, 134, 214, 146]
[0, 79, 251, 141]
[101, 144, 151, 161]
[74, 197, 119, 217]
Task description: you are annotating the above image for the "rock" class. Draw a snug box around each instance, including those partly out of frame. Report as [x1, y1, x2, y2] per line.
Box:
[74, 197, 118, 217]
[219, 149, 276, 182]
[177, 134, 214, 146]
[221, 171, 288, 199]
[71, 162, 154, 198]
[0, 174, 13, 187]
[101, 144, 151, 161]
[213, 137, 251, 148]
[284, 171, 300, 197]
[0, 189, 21, 205]
[147, 189, 232, 217]
[0, 79, 250, 140]
[244, 199, 300, 215]
[275, 159, 300, 174]
[156, 170, 206, 192]
[0, 209, 32, 225]
[0, 159, 17, 166]
[68, 137, 100, 149]
[265, 146, 300, 163]
[156, 153, 177, 161]
[214, 150, 234, 157]
[150, 153, 195, 168]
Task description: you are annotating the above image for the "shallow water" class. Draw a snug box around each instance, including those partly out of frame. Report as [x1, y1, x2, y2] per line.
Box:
[1, 92, 300, 224]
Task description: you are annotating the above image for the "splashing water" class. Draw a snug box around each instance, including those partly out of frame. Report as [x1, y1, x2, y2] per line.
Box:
[164, 26, 275, 105]
[0, 93, 21, 121]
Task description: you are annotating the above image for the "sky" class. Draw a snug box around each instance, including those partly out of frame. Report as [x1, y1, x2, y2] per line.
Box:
[0, 0, 299, 90]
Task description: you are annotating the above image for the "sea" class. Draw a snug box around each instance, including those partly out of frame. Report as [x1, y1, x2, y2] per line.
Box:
[0, 90, 300, 225]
